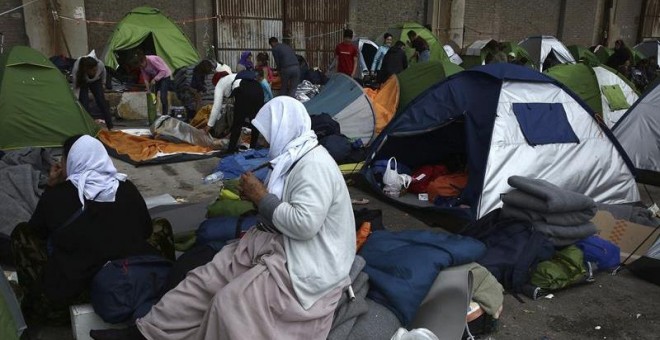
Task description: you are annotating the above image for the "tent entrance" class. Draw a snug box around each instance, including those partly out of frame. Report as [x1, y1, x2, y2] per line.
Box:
[367, 120, 473, 221]
[111, 34, 158, 85]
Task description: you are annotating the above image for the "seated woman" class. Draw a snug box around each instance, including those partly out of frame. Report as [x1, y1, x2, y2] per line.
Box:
[11, 135, 173, 323]
[91, 96, 356, 340]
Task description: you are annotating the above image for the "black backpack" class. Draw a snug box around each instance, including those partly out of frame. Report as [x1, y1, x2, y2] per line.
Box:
[463, 209, 555, 293]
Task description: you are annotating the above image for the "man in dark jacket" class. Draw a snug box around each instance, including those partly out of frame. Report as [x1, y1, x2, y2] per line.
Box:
[269, 37, 300, 97]
[377, 41, 408, 83]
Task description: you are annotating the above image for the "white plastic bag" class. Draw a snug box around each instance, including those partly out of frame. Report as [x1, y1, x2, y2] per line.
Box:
[390, 327, 439, 340]
[382, 158, 411, 197]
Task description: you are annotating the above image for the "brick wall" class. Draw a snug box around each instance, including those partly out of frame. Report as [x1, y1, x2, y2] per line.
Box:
[0, 0, 29, 50]
[610, 0, 643, 47]
[463, 0, 562, 46]
[353, 0, 427, 41]
[561, 0, 600, 46]
[84, 0, 198, 56]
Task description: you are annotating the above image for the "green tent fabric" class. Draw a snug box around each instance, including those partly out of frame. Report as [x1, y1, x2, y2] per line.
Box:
[0, 46, 100, 150]
[601, 84, 631, 111]
[626, 47, 647, 65]
[500, 42, 534, 66]
[102, 7, 199, 71]
[397, 61, 463, 111]
[546, 63, 603, 113]
[383, 22, 450, 64]
[594, 45, 613, 64]
[568, 45, 600, 66]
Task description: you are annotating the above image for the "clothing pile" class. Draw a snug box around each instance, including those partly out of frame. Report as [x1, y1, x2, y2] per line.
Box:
[295, 80, 321, 103]
[0, 148, 52, 236]
[500, 176, 598, 246]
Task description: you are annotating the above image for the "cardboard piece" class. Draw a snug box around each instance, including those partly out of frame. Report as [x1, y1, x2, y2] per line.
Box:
[591, 211, 660, 262]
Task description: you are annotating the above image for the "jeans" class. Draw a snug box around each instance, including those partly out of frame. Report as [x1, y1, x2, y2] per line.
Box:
[419, 50, 431, 62]
[279, 65, 300, 97]
[154, 77, 172, 116]
[79, 79, 113, 129]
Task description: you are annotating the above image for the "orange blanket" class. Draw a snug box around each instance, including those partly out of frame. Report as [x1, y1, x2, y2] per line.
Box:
[98, 130, 214, 163]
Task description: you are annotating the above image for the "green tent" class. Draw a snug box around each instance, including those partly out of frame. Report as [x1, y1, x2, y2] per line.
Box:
[382, 22, 450, 65]
[397, 61, 463, 111]
[461, 41, 534, 69]
[0, 46, 100, 150]
[594, 45, 613, 64]
[546, 63, 603, 113]
[102, 7, 199, 71]
[627, 47, 647, 65]
[568, 45, 600, 66]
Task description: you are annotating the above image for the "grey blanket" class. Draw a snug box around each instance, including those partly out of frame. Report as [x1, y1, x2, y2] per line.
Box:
[0, 148, 52, 236]
[533, 221, 597, 246]
[328, 256, 369, 340]
[597, 203, 659, 227]
[346, 299, 402, 340]
[502, 176, 596, 213]
[501, 203, 597, 226]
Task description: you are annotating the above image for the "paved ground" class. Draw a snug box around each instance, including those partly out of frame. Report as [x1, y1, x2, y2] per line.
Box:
[22, 150, 660, 339]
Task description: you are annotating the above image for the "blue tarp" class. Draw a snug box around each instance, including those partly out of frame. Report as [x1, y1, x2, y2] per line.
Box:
[214, 149, 270, 181]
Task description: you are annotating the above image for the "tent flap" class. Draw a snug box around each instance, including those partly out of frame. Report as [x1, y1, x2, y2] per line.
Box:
[512, 103, 579, 145]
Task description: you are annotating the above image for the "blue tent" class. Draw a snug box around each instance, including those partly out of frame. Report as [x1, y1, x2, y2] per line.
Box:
[362, 63, 639, 221]
[304, 73, 376, 144]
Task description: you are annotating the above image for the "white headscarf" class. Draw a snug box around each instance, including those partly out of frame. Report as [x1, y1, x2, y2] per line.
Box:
[66, 135, 127, 207]
[251, 97, 318, 199]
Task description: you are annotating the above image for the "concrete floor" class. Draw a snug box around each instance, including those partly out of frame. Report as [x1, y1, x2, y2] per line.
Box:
[22, 149, 660, 339]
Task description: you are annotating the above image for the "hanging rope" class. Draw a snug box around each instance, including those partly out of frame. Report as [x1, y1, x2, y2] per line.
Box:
[0, 0, 39, 18]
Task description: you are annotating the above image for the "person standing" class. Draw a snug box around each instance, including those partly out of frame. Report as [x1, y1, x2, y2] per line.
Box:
[72, 56, 113, 130]
[371, 33, 393, 74]
[269, 37, 300, 97]
[130, 51, 173, 116]
[407, 30, 430, 63]
[334, 29, 359, 77]
[377, 41, 408, 83]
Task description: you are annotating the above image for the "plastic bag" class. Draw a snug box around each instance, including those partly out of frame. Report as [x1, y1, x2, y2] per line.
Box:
[382, 157, 411, 197]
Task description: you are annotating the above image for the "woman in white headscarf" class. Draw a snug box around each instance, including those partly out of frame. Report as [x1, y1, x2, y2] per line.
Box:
[11, 135, 164, 322]
[104, 97, 356, 340]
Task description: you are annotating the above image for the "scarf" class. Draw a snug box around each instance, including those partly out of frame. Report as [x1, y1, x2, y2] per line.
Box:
[66, 135, 127, 207]
[239, 51, 254, 70]
[251, 97, 318, 199]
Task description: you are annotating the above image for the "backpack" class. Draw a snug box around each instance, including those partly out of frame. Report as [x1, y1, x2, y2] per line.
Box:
[575, 235, 620, 270]
[530, 245, 589, 291]
[319, 134, 351, 164]
[466, 209, 555, 293]
[311, 113, 341, 138]
[196, 212, 258, 247]
[90, 255, 172, 323]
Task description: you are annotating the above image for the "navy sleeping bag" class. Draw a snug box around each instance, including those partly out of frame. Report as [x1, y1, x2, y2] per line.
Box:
[359, 230, 486, 325]
[196, 215, 258, 247]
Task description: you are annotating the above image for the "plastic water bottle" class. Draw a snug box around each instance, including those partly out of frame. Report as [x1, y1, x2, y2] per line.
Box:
[203, 170, 224, 184]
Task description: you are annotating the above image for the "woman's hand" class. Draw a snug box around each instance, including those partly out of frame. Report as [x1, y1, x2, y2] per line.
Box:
[239, 172, 268, 204]
[47, 162, 65, 187]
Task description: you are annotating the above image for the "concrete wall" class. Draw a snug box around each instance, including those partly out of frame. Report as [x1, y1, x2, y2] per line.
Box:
[560, 0, 601, 46]
[0, 0, 29, 51]
[608, 0, 644, 47]
[351, 0, 427, 41]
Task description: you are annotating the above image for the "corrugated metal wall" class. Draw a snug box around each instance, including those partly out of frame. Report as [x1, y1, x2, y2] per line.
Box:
[216, 0, 348, 70]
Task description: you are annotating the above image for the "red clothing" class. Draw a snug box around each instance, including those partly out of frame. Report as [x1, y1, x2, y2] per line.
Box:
[335, 42, 358, 76]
